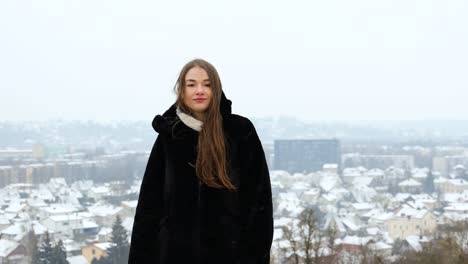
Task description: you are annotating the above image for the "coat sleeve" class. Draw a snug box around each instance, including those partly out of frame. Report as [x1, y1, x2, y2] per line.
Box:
[128, 134, 165, 263]
[239, 120, 274, 264]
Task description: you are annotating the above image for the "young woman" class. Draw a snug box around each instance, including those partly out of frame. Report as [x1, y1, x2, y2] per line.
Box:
[128, 59, 273, 264]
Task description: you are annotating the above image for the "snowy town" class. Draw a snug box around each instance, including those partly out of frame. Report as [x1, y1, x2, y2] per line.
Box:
[1, 122, 468, 263]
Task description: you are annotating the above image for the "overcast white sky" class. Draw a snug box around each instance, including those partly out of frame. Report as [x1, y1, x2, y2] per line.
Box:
[1, 0, 467, 122]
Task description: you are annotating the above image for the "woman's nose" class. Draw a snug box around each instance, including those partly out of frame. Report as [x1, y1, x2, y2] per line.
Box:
[196, 85, 204, 93]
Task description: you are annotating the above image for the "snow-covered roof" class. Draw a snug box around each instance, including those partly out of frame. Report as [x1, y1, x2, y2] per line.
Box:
[0, 239, 20, 257]
[398, 179, 421, 186]
[90, 186, 111, 194]
[412, 169, 428, 179]
[336, 235, 373, 246]
[365, 168, 385, 177]
[395, 207, 428, 219]
[351, 185, 377, 203]
[351, 203, 375, 211]
[71, 180, 94, 191]
[393, 193, 411, 202]
[98, 227, 112, 236]
[121, 200, 138, 208]
[445, 203, 468, 212]
[0, 223, 28, 241]
[363, 208, 383, 218]
[122, 217, 134, 232]
[4, 203, 27, 213]
[410, 194, 436, 203]
[448, 179, 468, 186]
[371, 212, 394, 221]
[87, 203, 122, 217]
[0, 215, 10, 225]
[27, 199, 48, 208]
[319, 175, 340, 192]
[276, 192, 304, 217]
[82, 219, 99, 229]
[434, 177, 448, 184]
[406, 200, 429, 210]
[303, 188, 320, 196]
[290, 181, 311, 191]
[405, 236, 429, 252]
[49, 214, 83, 222]
[322, 193, 338, 203]
[366, 227, 380, 236]
[369, 241, 392, 251]
[323, 164, 338, 169]
[443, 191, 468, 203]
[343, 168, 362, 177]
[93, 242, 113, 251]
[48, 177, 67, 186]
[352, 177, 373, 187]
[341, 217, 360, 231]
[31, 221, 47, 235]
[42, 204, 79, 215]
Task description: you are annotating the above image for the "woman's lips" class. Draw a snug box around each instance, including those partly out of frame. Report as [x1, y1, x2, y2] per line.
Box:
[194, 99, 206, 103]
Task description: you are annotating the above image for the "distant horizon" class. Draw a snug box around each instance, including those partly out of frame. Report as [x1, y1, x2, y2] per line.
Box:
[3, 116, 468, 125]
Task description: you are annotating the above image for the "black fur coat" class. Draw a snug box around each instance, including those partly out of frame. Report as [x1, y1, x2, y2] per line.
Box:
[128, 92, 274, 264]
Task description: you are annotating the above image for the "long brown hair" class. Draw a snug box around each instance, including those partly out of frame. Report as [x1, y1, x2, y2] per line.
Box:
[173, 59, 237, 191]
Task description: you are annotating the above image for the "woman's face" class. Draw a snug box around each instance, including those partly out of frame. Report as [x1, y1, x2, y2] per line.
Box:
[182, 66, 213, 120]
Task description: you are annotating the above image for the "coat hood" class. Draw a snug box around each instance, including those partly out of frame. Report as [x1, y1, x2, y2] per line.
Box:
[152, 91, 232, 134]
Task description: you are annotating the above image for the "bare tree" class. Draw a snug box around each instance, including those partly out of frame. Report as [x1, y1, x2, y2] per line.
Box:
[280, 207, 324, 264]
[359, 241, 386, 264]
[281, 221, 300, 264]
[435, 220, 468, 263]
[298, 208, 320, 264]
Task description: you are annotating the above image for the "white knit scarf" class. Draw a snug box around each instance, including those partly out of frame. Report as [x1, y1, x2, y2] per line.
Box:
[176, 106, 203, 132]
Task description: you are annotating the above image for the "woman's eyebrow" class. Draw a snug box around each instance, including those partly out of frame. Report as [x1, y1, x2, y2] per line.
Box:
[186, 79, 210, 82]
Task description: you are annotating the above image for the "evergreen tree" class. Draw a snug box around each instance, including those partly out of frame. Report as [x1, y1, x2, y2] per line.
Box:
[51, 240, 69, 264]
[106, 215, 130, 264]
[392, 238, 403, 255]
[30, 232, 41, 264]
[38, 231, 54, 264]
